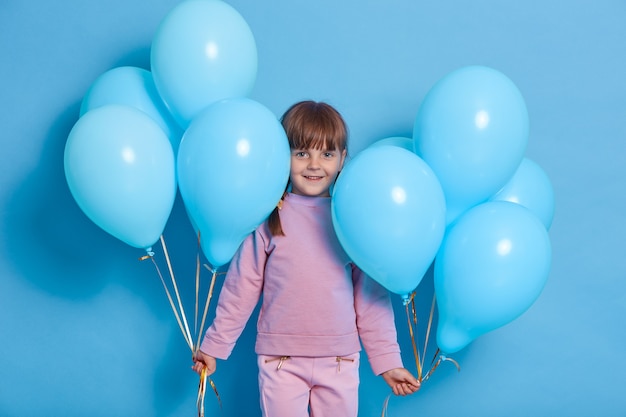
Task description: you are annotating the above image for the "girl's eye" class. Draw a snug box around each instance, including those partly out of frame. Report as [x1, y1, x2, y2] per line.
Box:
[323, 152, 335, 159]
[295, 151, 308, 158]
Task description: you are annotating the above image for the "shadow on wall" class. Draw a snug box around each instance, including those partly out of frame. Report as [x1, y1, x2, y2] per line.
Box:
[2, 44, 155, 299]
[3, 103, 119, 298]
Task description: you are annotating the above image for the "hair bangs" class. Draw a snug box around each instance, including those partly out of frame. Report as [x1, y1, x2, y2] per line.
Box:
[281, 101, 347, 151]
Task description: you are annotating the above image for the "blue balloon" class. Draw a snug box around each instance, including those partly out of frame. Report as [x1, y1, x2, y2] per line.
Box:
[413, 66, 529, 225]
[151, 0, 257, 128]
[64, 105, 177, 250]
[332, 146, 446, 297]
[369, 136, 414, 152]
[490, 158, 555, 229]
[80, 66, 184, 154]
[177, 98, 290, 268]
[435, 201, 551, 354]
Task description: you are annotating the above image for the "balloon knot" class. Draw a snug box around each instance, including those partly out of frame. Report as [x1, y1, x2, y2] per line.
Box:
[202, 264, 216, 275]
[139, 247, 155, 260]
[401, 292, 414, 305]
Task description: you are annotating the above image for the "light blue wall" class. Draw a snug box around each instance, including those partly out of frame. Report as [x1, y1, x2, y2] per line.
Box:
[1, 0, 625, 416]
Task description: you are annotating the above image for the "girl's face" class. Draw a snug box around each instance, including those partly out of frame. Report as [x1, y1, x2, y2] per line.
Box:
[289, 147, 346, 197]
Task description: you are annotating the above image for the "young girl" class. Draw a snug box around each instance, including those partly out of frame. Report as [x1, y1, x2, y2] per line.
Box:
[193, 101, 419, 416]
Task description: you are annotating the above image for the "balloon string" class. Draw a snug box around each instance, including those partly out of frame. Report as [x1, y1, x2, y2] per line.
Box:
[404, 292, 422, 380]
[422, 353, 461, 383]
[142, 253, 193, 351]
[195, 264, 223, 416]
[197, 366, 223, 417]
[196, 368, 220, 417]
[141, 237, 223, 415]
[160, 235, 194, 350]
[419, 294, 461, 383]
[380, 393, 392, 417]
[400, 291, 459, 385]
[197, 367, 207, 417]
[192, 260, 223, 416]
[194, 232, 202, 338]
[420, 293, 437, 375]
[195, 266, 219, 354]
[380, 291, 438, 416]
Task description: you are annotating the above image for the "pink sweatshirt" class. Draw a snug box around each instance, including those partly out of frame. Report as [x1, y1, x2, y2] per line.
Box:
[200, 193, 403, 375]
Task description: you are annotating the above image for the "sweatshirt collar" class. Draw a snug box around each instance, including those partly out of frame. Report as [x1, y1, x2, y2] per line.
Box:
[285, 192, 331, 208]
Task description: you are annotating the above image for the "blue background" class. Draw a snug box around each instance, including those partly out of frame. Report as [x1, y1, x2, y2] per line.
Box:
[1, 0, 625, 416]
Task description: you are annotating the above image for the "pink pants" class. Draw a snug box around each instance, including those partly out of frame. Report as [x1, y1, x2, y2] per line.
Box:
[257, 353, 360, 417]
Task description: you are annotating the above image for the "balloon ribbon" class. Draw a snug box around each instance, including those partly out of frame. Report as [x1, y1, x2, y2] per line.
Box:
[381, 291, 461, 416]
[197, 366, 222, 417]
[139, 237, 192, 350]
[403, 291, 459, 383]
[140, 234, 223, 415]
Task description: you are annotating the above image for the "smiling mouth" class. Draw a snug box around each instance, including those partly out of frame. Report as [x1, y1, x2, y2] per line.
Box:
[304, 176, 324, 180]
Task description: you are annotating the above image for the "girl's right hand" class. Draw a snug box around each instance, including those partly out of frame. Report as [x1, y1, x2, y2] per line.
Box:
[192, 350, 217, 376]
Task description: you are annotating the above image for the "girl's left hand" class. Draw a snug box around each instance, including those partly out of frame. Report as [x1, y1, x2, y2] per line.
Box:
[381, 368, 421, 396]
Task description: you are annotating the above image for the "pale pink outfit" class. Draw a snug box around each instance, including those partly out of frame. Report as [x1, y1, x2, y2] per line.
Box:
[258, 353, 360, 417]
[200, 193, 403, 416]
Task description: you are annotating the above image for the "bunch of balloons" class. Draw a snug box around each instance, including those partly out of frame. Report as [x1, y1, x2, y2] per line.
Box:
[64, 0, 290, 269]
[332, 66, 554, 354]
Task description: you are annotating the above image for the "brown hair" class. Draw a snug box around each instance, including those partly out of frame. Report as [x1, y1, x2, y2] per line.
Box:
[268, 101, 348, 236]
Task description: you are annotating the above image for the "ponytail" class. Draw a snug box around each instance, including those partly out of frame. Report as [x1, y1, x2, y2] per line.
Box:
[268, 192, 286, 236]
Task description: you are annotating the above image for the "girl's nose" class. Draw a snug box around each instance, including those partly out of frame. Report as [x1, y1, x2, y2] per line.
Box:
[307, 155, 321, 169]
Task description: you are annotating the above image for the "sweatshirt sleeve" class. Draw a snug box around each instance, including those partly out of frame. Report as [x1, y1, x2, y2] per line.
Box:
[199, 230, 267, 359]
[353, 265, 404, 375]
